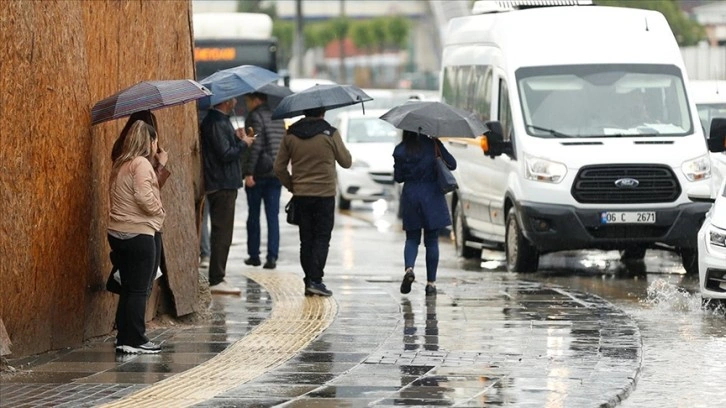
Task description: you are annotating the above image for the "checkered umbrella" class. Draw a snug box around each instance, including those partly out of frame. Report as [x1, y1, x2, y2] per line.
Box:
[91, 79, 212, 125]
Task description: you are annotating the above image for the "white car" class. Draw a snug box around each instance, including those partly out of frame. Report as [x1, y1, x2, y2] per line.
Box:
[333, 109, 400, 209]
[692, 182, 726, 306]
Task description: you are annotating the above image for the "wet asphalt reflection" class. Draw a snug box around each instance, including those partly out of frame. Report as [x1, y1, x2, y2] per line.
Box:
[348, 199, 726, 407]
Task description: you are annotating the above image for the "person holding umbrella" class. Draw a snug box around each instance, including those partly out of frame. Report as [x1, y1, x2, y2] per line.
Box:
[108, 120, 165, 354]
[273, 107, 352, 297]
[381, 100, 485, 297]
[201, 96, 255, 295]
[242, 92, 286, 270]
[393, 130, 457, 297]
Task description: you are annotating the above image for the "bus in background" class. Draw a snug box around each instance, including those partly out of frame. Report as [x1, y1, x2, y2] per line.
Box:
[193, 12, 278, 80]
[193, 12, 279, 124]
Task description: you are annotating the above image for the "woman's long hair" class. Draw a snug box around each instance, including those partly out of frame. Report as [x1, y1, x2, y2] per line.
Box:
[112, 120, 156, 171]
[402, 130, 423, 154]
[111, 110, 158, 161]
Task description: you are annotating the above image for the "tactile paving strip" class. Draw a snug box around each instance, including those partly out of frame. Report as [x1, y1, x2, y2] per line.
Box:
[98, 271, 337, 408]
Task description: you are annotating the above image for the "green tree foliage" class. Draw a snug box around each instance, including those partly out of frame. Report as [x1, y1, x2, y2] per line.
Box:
[350, 21, 374, 51]
[387, 16, 409, 49]
[369, 18, 388, 52]
[594, 0, 705, 45]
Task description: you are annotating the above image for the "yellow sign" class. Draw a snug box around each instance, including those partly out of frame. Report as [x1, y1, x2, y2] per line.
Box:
[195, 47, 236, 61]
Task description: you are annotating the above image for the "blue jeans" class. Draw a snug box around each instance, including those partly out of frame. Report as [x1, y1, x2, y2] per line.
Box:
[404, 229, 440, 282]
[245, 177, 282, 261]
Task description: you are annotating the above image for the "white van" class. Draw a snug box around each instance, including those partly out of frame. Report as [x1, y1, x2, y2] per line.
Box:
[688, 80, 726, 190]
[441, 0, 713, 274]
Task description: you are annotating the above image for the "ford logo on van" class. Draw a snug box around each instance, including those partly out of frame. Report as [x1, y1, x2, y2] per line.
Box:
[614, 178, 639, 188]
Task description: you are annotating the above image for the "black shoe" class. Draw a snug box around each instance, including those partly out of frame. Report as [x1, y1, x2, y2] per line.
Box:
[116, 341, 161, 354]
[305, 281, 333, 297]
[263, 259, 276, 269]
[244, 257, 261, 266]
[400, 268, 415, 294]
[425, 284, 437, 297]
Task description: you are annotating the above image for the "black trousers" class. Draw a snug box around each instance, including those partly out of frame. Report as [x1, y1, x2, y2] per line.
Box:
[108, 232, 160, 347]
[207, 189, 238, 286]
[296, 196, 335, 285]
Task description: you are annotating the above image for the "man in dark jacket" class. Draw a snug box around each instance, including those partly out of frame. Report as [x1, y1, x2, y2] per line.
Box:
[201, 96, 255, 295]
[273, 107, 352, 296]
[242, 93, 286, 270]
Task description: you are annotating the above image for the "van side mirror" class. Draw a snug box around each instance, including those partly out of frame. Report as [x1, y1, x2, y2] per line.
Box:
[708, 118, 726, 153]
[482, 121, 512, 158]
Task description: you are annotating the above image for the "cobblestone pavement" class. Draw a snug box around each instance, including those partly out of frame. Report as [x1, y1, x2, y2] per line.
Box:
[1, 201, 643, 407]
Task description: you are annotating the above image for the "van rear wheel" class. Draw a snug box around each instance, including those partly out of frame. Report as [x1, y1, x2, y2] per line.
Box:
[505, 207, 539, 273]
[454, 199, 480, 259]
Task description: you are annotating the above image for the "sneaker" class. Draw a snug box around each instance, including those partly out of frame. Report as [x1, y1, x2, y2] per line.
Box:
[244, 257, 261, 266]
[199, 256, 210, 269]
[305, 281, 333, 297]
[425, 284, 437, 297]
[210, 280, 241, 295]
[116, 341, 161, 354]
[400, 268, 415, 294]
[263, 259, 276, 269]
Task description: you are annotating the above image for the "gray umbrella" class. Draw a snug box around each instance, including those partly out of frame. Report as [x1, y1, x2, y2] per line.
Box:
[271, 84, 373, 119]
[379, 101, 489, 137]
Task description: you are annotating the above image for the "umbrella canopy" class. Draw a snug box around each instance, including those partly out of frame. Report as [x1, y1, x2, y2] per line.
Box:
[255, 82, 293, 110]
[91, 79, 211, 125]
[271, 84, 373, 120]
[198, 65, 280, 108]
[379, 101, 489, 137]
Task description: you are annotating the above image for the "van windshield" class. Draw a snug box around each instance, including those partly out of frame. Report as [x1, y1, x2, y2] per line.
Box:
[517, 64, 692, 138]
[696, 103, 726, 133]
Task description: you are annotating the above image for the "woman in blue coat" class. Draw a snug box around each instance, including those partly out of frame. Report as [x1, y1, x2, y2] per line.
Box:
[393, 130, 457, 296]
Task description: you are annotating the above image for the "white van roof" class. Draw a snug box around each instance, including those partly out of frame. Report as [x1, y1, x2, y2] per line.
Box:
[688, 80, 726, 104]
[445, 6, 680, 69]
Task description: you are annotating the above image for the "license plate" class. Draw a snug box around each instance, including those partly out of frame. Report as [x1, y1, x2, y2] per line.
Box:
[600, 211, 656, 224]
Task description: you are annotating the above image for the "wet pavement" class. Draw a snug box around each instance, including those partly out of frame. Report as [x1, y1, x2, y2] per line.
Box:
[0, 198, 644, 407]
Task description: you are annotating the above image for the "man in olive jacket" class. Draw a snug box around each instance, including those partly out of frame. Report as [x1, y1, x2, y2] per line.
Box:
[201, 96, 255, 295]
[273, 107, 352, 296]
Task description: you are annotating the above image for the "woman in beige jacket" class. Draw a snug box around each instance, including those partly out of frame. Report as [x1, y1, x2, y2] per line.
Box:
[108, 120, 166, 354]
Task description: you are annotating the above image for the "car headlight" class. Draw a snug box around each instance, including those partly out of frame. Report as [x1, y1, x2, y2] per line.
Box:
[524, 154, 567, 183]
[709, 226, 726, 248]
[682, 154, 711, 181]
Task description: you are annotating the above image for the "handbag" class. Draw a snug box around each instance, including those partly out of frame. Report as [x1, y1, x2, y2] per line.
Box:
[285, 196, 298, 225]
[434, 141, 458, 193]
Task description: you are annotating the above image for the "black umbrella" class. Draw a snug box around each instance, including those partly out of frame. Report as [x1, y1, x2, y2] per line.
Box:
[379, 101, 489, 137]
[256, 82, 293, 110]
[271, 84, 373, 120]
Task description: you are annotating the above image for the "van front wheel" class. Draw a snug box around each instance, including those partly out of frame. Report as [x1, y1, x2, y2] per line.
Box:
[505, 207, 539, 273]
[680, 248, 698, 276]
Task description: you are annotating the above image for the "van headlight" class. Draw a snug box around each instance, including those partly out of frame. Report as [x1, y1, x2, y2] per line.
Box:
[524, 154, 567, 183]
[682, 154, 711, 181]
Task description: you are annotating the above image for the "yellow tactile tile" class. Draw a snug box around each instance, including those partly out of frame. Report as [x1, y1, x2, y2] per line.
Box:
[99, 270, 337, 408]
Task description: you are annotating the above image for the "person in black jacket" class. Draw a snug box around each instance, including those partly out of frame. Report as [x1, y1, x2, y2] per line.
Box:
[200, 96, 255, 295]
[242, 93, 286, 269]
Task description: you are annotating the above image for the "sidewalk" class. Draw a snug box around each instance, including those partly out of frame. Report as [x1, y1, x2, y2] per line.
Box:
[0, 202, 643, 407]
